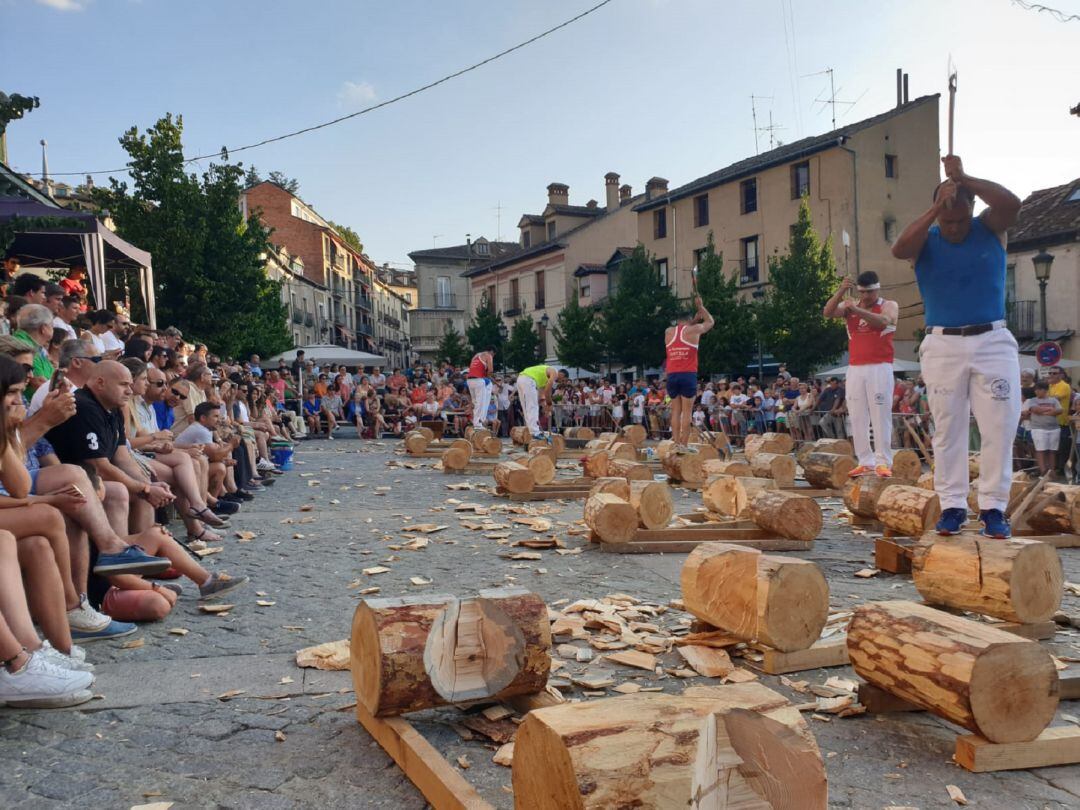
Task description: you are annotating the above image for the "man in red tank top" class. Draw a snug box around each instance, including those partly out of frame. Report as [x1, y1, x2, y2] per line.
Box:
[466, 347, 494, 430]
[823, 271, 899, 477]
[664, 297, 714, 449]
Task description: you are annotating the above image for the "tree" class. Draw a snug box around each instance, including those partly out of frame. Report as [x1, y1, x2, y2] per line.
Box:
[504, 315, 540, 373]
[328, 221, 364, 255]
[436, 322, 470, 366]
[756, 197, 847, 377]
[553, 294, 603, 371]
[695, 232, 757, 377]
[267, 170, 300, 194]
[602, 245, 680, 374]
[93, 113, 291, 359]
[466, 293, 504, 368]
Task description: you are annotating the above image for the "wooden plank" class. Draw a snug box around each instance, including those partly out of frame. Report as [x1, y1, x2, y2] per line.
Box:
[955, 726, 1080, 772]
[1063, 670, 1080, 701]
[751, 634, 849, 675]
[599, 537, 809, 554]
[497, 490, 588, 502]
[354, 702, 494, 810]
[441, 465, 498, 476]
[874, 537, 913, 574]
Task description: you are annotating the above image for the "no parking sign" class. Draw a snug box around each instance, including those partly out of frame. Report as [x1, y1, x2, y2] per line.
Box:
[1036, 341, 1063, 367]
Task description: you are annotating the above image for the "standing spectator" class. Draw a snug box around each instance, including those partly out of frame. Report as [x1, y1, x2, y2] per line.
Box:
[1022, 381, 1062, 476]
[816, 377, 845, 438]
[1046, 367, 1072, 478]
[248, 354, 263, 378]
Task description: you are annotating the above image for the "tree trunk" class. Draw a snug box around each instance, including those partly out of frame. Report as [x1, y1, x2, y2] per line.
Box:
[404, 431, 430, 455]
[688, 443, 720, 461]
[609, 458, 654, 482]
[581, 450, 610, 479]
[746, 490, 822, 542]
[510, 426, 532, 446]
[494, 461, 534, 494]
[912, 535, 1064, 623]
[441, 446, 471, 471]
[917, 471, 935, 491]
[663, 453, 707, 484]
[681, 543, 829, 652]
[524, 454, 556, 486]
[608, 441, 639, 461]
[449, 438, 473, 457]
[565, 426, 595, 440]
[847, 600, 1059, 743]
[842, 476, 899, 518]
[583, 493, 638, 543]
[628, 480, 674, 529]
[875, 485, 941, 537]
[796, 438, 854, 467]
[800, 452, 855, 489]
[588, 476, 630, 502]
[512, 684, 826, 810]
[469, 428, 493, 450]
[742, 435, 764, 461]
[891, 448, 922, 481]
[620, 423, 647, 447]
[749, 453, 796, 488]
[1027, 484, 1080, 534]
[702, 476, 776, 517]
[704, 459, 751, 478]
[655, 439, 677, 461]
[350, 588, 551, 717]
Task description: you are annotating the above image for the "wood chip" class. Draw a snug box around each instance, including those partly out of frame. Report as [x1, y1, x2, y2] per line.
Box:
[409, 576, 432, 586]
[199, 604, 234, 614]
[167, 628, 189, 636]
[677, 645, 734, 678]
[481, 704, 513, 722]
[363, 566, 391, 576]
[509, 552, 542, 560]
[612, 682, 642, 694]
[604, 650, 657, 671]
[275, 730, 286, 742]
[192, 546, 224, 558]
[217, 689, 246, 701]
[235, 530, 256, 540]
[853, 568, 879, 578]
[723, 668, 758, 683]
[569, 673, 615, 689]
[492, 742, 515, 767]
[256, 600, 276, 607]
[946, 785, 968, 805]
[457, 755, 471, 769]
[121, 638, 145, 649]
[295, 639, 350, 671]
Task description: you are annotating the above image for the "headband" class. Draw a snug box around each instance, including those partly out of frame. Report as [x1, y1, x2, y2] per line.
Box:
[857, 283, 881, 291]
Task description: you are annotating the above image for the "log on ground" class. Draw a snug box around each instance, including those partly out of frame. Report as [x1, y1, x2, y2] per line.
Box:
[628, 479, 674, 529]
[702, 476, 776, 517]
[1026, 484, 1080, 534]
[891, 448, 922, 481]
[494, 461, 534, 494]
[441, 446, 472, 471]
[583, 493, 638, 543]
[663, 453, 707, 484]
[800, 452, 854, 489]
[524, 454, 556, 486]
[749, 453, 796, 488]
[608, 458, 653, 481]
[588, 476, 630, 502]
[620, 423, 647, 447]
[581, 450, 610, 478]
[703, 459, 751, 478]
[842, 476, 898, 518]
[875, 484, 941, 537]
[746, 490, 822, 542]
[608, 441, 638, 461]
[404, 431, 430, 455]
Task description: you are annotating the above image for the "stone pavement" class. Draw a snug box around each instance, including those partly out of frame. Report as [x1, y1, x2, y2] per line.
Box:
[0, 435, 1078, 809]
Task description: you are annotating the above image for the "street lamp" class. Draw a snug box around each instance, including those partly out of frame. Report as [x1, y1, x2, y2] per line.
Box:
[497, 320, 509, 374]
[538, 313, 550, 362]
[1033, 249, 1055, 342]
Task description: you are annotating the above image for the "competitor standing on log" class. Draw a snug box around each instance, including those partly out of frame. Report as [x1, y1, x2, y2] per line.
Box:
[892, 154, 1021, 538]
[515, 364, 567, 440]
[823, 272, 898, 478]
[665, 296, 714, 451]
[466, 346, 494, 431]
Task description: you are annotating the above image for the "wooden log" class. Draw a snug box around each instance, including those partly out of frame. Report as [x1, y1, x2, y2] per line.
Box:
[417, 426, 435, 442]
[682, 543, 829, 652]
[583, 493, 638, 543]
[663, 453, 706, 484]
[527, 445, 558, 464]
[449, 438, 473, 457]
[842, 476, 899, 518]
[847, 600, 1059, 743]
[688, 443, 719, 461]
[608, 441, 638, 461]
[479, 436, 502, 456]
[350, 588, 551, 716]
[608, 458, 653, 482]
[581, 450, 609, 479]
[404, 431, 430, 455]
[564, 426, 595, 440]
[548, 434, 566, 454]
[493, 461, 534, 494]
[627, 480, 674, 530]
[917, 471, 936, 491]
[749, 452, 796, 488]
[510, 426, 531, 446]
[912, 535, 1064, 623]
[585, 438, 612, 451]
[1027, 484, 1080, 534]
[742, 435, 765, 461]
[875, 484, 941, 537]
[469, 428, 493, 450]
[745, 432, 793, 459]
[796, 438, 854, 466]
[654, 439, 677, 461]
[620, 423, 647, 447]
[597, 431, 620, 445]
[891, 448, 922, 481]
[969, 453, 980, 481]
[703, 459, 751, 478]
[687, 427, 704, 444]
[800, 451, 854, 490]
[746, 490, 821, 542]
[512, 683, 826, 810]
[441, 446, 472, 471]
[524, 454, 556, 486]
[702, 476, 776, 517]
[588, 476, 630, 502]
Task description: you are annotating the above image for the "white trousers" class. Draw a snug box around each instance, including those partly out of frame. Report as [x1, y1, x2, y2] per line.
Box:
[516, 375, 540, 434]
[920, 328, 1021, 512]
[846, 362, 894, 468]
[467, 377, 491, 429]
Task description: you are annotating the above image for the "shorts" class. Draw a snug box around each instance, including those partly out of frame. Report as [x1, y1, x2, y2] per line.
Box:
[1031, 428, 1060, 452]
[102, 586, 174, 622]
[666, 372, 698, 400]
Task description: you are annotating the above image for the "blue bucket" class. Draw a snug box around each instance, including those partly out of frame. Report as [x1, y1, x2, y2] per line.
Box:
[270, 446, 294, 471]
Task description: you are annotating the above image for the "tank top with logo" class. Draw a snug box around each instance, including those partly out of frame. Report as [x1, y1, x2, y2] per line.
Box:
[665, 324, 699, 374]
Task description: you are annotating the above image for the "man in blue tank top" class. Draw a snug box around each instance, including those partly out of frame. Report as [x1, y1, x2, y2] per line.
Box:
[892, 155, 1022, 538]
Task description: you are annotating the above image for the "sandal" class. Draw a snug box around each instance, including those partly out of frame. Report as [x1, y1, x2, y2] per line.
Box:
[186, 526, 223, 544]
[189, 507, 228, 527]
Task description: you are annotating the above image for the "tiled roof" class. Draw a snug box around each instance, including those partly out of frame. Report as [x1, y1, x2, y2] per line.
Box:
[547, 204, 602, 218]
[408, 240, 521, 263]
[573, 263, 606, 277]
[518, 214, 545, 226]
[635, 95, 939, 212]
[1008, 179, 1080, 250]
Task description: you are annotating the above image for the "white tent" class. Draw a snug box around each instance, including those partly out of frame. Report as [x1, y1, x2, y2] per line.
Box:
[814, 359, 921, 378]
[269, 344, 387, 365]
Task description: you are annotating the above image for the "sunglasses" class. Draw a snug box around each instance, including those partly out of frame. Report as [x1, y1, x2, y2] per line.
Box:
[170, 389, 188, 400]
[76, 355, 102, 364]
[150, 380, 167, 388]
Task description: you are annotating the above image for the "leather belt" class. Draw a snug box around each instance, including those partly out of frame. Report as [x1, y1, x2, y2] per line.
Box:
[928, 321, 1005, 337]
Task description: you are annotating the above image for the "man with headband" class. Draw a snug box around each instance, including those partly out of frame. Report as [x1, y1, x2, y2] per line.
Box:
[824, 271, 898, 477]
[892, 154, 1021, 538]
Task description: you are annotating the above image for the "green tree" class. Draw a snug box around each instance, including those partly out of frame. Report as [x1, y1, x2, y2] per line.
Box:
[757, 198, 847, 377]
[695, 232, 757, 377]
[267, 170, 300, 194]
[553, 294, 603, 371]
[504, 315, 540, 372]
[328, 221, 364, 255]
[466, 293, 504, 367]
[93, 113, 290, 359]
[602, 245, 680, 375]
[436, 322, 470, 366]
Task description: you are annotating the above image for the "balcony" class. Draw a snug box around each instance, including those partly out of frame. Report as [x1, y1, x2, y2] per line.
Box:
[1007, 299, 1036, 339]
[357, 321, 373, 337]
[381, 313, 402, 329]
[355, 293, 373, 311]
[291, 311, 303, 325]
[503, 296, 527, 317]
[428, 293, 458, 310]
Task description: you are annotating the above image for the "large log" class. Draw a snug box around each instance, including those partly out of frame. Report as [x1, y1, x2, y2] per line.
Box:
[441, 446, 471, 471]
[564, 426, 595, 440]
[620, 423, 647, 447]
[742, 435, 765, 461]
[744, 432, 794, 461]
[583, 493, 638, 543]
[688, 443, 720, 461]
[581, 450, 610, 479]
[702, 476, 776, 517]
[912, 536, 1064, 623]
[449, 438, 473, 456]
[891, 448, 922, 481]
[608, 441, 638, 461]
[703, 459, 751, 478]
[404, 431, 430, 455]
[917, 471, 936, 491]
[527, 445, 558, 464]
[842, 475, 899, 518]
[416, 426, 435, 442]
[608, 458, 653, 482]
[351, 588, 551, 716]
[494, 461, 534, 494]
[800, 451, 854, 490]
[469, 428, 494, 450]
[663, 453, 706, 484]
[796, 438, 854, 467]
[529, 435, 566, 455]
[847, 600, 1059, 743]
[682, 543, 829, 652]
[746, 490, 821, 542]
[478, 436, 502, 456]
[524, 454, 556, 486]
[749, 452, 796, 488]
[628, 480, 674, 530]
[588, 476, 630, 502]
[585, 438, 613, 451]
[875, 485, 941, 537]
[1027, 484, 1080, 534]
[512, 683, 826, 810]
[510, 426, 531, 446]
[968, 472, 1029, 513]
[654, 439, 677, 461]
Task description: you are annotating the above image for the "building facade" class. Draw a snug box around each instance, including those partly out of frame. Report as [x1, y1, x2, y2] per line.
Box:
[262, 245, 332, 347]
[372, 270, 412, 370]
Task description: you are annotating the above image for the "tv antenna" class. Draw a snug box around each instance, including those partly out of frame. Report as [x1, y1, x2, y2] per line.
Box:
[750, 95, 774, 155]
[802, 67, 867, 129]
[432, 234, 443, 248]
[493, 201, 503, 241]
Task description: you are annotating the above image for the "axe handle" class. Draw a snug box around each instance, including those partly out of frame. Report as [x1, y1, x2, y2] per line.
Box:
[947, 73, 957, 154]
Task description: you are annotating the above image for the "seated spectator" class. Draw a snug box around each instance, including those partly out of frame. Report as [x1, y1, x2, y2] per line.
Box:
[174, 402, 239, 506]
[84, 309, 119, 356]
[302, 390, 324, 436]
[12, 303, 56, 390]
[12, 273, 48, 304]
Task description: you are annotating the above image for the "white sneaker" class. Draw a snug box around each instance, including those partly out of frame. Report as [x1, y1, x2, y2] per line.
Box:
[0, 650, 94, 708]
[67, 594, 110, 633]
[256, 459, 276, 472]
[39, 641, 95, 673]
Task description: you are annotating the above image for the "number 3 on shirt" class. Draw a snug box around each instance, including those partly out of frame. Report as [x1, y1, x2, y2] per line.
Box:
[86, 432, 99, 451]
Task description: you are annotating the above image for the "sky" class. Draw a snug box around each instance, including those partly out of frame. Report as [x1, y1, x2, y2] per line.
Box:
[3, 0, 1078, 270]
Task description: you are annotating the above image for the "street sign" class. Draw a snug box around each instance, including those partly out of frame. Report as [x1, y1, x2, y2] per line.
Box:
[1036, 341, 1063, 367]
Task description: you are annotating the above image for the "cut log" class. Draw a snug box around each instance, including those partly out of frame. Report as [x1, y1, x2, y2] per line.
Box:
[441, 446, 472, 471]
[842, 476, 899, 518]
[749, 452, 796, 488]
[970, 473, 1031, 514]
[704, 459, 751, 478]
[608, 441, 638, 461]
[969, 453, 981, 481]
[608, 458, 653, 482]
[628, 480, 674, 530]
[745, 490, 821, 542]
[847, 600, 1059, 743]
[620, 423, 647, 447]
[687, 427, 704, 444]
[527, 445, 558, 464]
[702, 476, 776, 517]
[351, 588, 551, 716]
[510, 426, 531, 446]
[469, 428, 493, 450]
[799, 452, 854, 490]
[688, 443, 720, 461]
[404, 431, 430, 455]
[449, 438, 473, 457]
[744, 432, 794, 461]
[663, 453, 706, 484]
[891, 448, 922, 481]
[588, 476, 630, 502]
[581, 450, 610, 479]
[417, 426, 435, 442]
[585, 438, 613, 451]
[564, 426, 595, 440]
[479, 436, 502, 456]
[524, 454, 556, 486]
[912, 535, 1063, 623]
[796, 438, 854, 466]
[548, 434, 566, 454]
[742, 435, 765, 461]
[875, 485, 941, 537]
[598, 431, 620, 445]
[655, 439, 677, 461]
[512, 683, 825, 810]
[917, 471, 936, 491]
[1027, 484, 1080, 534]
[494, 461, 534, 494]
[682, 543, 828, 652]
[583, 493, 638, 543]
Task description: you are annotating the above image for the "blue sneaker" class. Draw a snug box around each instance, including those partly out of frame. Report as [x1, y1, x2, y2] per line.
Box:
[979, 509, 1011, 539]
[935, 508, 967, 536]
[92, 545, 171, 577]
[71, 619, 138, 644]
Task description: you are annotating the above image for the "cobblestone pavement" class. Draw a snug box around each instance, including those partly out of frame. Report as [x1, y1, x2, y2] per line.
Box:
[1, 435, 1078, 808]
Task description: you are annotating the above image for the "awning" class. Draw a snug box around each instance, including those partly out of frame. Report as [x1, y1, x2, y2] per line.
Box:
[268, 344, 387, 365]
[814, 359, 922, 378]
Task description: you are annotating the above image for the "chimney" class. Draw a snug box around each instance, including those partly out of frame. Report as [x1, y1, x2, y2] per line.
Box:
[604, 172, 620, 211]
[619, 184, 633, 204]
[903, 73, 909, 104]
[85, 174, 94, 190]
[645, 177, 669, 201]
[586, 199, 598, 209]
[547, 182, 569, 206]
[896, 68, 903, 108]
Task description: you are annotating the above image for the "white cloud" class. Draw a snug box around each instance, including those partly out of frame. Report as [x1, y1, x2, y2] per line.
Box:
[36, 0, 87, 10]
[338, 80, 377, 108]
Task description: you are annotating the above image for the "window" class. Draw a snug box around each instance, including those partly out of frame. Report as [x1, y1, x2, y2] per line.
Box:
[475, 241, 489, 256]
[535, 270, 546, 309]
[791, 161, 810, 198]
[522, 230, 531, 248]
[741, 178, 758, 214]
[547, 221, 557, 240]
[740, 236, 759, 284]
[655, 259, 669, 288]
[693, 248, 708, 269]
[883, 218, 897, 242]
[580, 279, 591, 298]
[436, 276, 452, 308]
[290, 293, 297, 310]
[654, 208, 667, 239]
[486, 285, 496, 311]
[1006, 262, 1016, 304]
[693, 194, 709, 227]
[885, 154, 898, 178]
[510, 278, 520, 312]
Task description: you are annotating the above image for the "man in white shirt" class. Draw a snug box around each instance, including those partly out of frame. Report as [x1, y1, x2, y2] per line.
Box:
[52, 295, 79, 340]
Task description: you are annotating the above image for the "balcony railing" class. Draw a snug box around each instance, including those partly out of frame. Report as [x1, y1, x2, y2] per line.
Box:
[1007, 299, 1036, 339]
[357, 321, 373, 337]
[355, 294, 373, 311]
[503, 296, 527, 317]
[429, 293, 458, 309]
